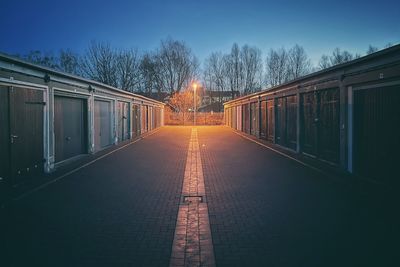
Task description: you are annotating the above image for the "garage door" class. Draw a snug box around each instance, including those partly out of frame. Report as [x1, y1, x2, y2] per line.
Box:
[266, 100, 274, 142]
[0, 85, 44, 187]
[118, 101, 129, 142]
[250, 102, 257, 136]
[141, 105, 147, 133]
[275, 95, 297, 150]
[54, 96, 87, 162]
[0, 86, 10, 201]
[300, 88, 340, 163]
[94, 100, 112, 151]
[243, 104, 250, 134]
[132, 105, 140, 138]
[353, 85, 400, 184]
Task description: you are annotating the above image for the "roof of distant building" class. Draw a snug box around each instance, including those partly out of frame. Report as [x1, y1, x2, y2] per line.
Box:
[204, 90, 240, 98]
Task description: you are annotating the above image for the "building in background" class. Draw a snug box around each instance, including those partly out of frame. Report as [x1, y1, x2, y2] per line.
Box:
[198, 88, 240, 112]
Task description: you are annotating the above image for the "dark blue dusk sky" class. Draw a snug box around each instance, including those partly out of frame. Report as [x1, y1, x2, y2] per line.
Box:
[1, 0, 399, 65]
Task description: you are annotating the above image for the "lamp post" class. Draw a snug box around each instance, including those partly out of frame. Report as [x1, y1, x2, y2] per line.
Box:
[193, 82, 197, 126]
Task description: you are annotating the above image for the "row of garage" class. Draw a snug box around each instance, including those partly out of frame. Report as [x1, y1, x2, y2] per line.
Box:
[0, 53, 164, 200]
[224, 45, 400, 185]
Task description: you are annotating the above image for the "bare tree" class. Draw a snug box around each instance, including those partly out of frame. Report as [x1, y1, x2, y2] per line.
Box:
[139, 51, 169, 99]
[203, 52, 227, 102]
[59, 49, 80, 75]
[18, 50, 79, 75]
[139, 52, 157, 94]
[265, 47, 288, 87]
[225, 43, 244, 95]
[169, 90, 201, 125]
[22, 50, 59, 69]
[287, 44, 311, 80]
[319, 48, 356, 70]
[79, 39, 200, 94]
[156, 38, 198, 93]
[221, 43, 245, 97]
[385, 43, 393, 48]
[241, 45, 263, 94]
[116, 48, 141, 92]
[222, 54, 235, 96]
[80, 41, 118, 87]
[318, 55, 331, 69]
[203, 60, 214, 93]
[231, 43, 243, 93]
[330, 47, 354, 65]
[366, 45, 378, 55]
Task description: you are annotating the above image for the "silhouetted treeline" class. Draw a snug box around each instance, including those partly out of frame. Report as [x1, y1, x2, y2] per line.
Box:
[13, 40, 395, 99]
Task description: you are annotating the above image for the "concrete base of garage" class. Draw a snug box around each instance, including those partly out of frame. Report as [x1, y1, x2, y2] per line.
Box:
[1, 126, 398, 267]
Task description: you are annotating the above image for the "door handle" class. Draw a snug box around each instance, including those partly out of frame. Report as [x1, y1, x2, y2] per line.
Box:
[10, 134, 18, 144]
[66, 137, 72, 141]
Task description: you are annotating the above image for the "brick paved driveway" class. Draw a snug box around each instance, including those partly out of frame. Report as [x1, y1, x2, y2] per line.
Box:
[2, 126, 397, 266]
[3, 127, 191, 267]
[197, 126, 397, 267]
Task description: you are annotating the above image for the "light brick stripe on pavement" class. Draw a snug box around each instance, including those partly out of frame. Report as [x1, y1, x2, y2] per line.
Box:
[170, 128, 215, 267]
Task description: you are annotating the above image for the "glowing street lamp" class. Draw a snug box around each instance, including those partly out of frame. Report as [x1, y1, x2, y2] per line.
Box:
[193, 82, 197, 126]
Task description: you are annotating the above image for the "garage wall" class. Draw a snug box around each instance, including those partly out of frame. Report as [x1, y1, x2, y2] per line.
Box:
[0, 54, 164, 195]
[223, 44, 400, 184]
